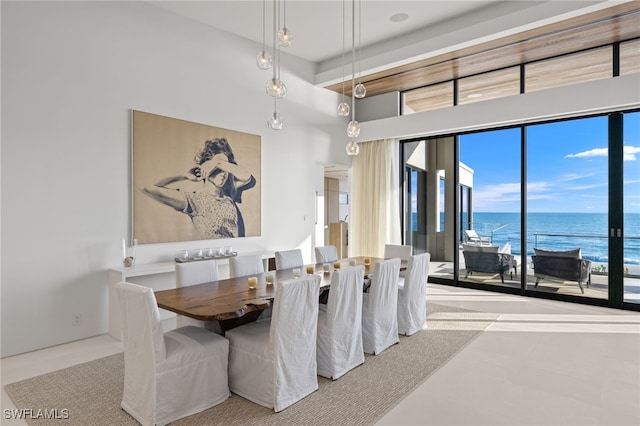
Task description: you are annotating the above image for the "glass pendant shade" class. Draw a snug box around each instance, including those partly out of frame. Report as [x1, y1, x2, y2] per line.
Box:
[337, 102, 350, 117]
[347, 120, 360, 138]
[354, 82, 366, 98]
[256, 51, 272, 70]
[346, 140, 360, 156]
[277, 27, 293, 47]
[266, 78, 287, 98]
[267, 111, 284, 130]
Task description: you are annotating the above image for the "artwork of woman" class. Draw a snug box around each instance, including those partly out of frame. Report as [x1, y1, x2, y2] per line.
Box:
[142, 138, 255, 239]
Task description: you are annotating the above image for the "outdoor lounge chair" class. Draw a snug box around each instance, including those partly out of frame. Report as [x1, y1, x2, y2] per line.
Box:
[532, 248, 591, 293]
[462, 244, 517, 283]
[464, 229, 492, 245]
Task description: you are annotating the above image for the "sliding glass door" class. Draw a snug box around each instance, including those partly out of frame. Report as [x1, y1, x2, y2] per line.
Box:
[459, 129, 521, 289]
[399, 109, 638, 309]
[623, 111, 640, 305]
[526, 116, 609, 300]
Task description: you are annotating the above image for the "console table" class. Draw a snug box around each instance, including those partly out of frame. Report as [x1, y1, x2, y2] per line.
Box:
[108, 251, 274, 340]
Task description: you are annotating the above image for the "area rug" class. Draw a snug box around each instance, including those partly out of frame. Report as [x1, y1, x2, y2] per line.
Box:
[5, 303, 498, 426]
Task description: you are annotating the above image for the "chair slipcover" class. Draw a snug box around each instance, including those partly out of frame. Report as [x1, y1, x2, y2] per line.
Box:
[275, 249, 304, 270]
[229, 254, 264, 278]
[362, 258, 401, 355]
[397, 253, 431, 336]
[317, 265, 365, 379]
[227, 275, 321, 412]
[384, 244, 412, 278]
[383, 244, 412, 261]
[116, 282, 229, 426]
[230, 254, 271, 320]
[315, 245, 338, 264]
[175, 260, 218, 328]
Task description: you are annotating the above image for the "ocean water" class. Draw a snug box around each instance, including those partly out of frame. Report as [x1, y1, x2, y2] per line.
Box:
[422, 212, 640, 265]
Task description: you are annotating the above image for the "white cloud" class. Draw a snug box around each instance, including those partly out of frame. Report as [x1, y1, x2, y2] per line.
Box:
[568, 182, 608, 191]
[558, 172, 598, 182]
[565, 147, 607, 159]
[565, 146, 640, 161]
[623, 146, 640, 161]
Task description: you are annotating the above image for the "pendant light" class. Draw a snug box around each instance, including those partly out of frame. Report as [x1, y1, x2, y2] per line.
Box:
[346, 0, 360, 155]
[256, 0, 272, 70]
[266, 0, 286, 99]
[346, 140, 360, 156]
[277, 0, 293, 47]
[267, 98, 283, 130]
[337, 0, 350, 117]
[354, 0, 366, 99]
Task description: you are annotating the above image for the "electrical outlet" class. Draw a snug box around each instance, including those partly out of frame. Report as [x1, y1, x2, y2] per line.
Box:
[72, 314, 82, 326]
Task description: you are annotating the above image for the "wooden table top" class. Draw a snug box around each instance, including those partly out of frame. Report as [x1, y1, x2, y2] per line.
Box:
[155, 256, 384, 322]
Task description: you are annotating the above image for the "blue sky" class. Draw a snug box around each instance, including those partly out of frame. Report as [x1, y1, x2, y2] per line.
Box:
[457, 112, 640, 213]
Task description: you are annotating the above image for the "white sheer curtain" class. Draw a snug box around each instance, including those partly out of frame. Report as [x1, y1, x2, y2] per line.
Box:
[350, 139, 401, 258]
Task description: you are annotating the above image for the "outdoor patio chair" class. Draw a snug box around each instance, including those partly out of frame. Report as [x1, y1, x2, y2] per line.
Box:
[462, 244, 517, 283]
[464, 229, 492, 245]
[532, 248, 591, 293]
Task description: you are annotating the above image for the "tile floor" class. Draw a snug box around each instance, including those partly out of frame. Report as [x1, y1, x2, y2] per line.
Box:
[2, 284, 639, 426]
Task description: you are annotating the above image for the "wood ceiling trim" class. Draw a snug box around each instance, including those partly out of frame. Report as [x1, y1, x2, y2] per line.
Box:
[326, 3, 640, 98]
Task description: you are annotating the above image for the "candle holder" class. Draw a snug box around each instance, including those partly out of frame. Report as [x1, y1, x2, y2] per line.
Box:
[247, 276, 258, 290]
[265, 272, 275, 285]
[122, 238, 137, 268]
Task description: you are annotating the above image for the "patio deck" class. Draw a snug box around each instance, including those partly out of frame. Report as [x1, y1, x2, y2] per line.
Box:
[429, 255, 640, 304]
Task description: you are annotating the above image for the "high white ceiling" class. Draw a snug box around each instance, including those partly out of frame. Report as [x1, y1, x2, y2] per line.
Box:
[148, 1, 620, 86]
[149, 0, 497, 63]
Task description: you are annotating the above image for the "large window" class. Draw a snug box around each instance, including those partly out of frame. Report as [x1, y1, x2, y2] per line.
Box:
[401, 110, 639, 310]
[458, 67, 520, 105]
[623, 111, 640, 304]
[525, 47, 612, 93]
[459, 128, 521, 288]
[401, 38, 638, 115]
[527, 117, 609, 300]
[620, 39, 640, 76]
[402, 82, 454, 115]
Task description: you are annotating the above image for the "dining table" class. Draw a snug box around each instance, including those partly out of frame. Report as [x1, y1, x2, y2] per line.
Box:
[155, 256, 385, 332]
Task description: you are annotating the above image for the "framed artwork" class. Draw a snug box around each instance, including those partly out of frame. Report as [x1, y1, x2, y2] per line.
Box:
[132, 110, 261, 244]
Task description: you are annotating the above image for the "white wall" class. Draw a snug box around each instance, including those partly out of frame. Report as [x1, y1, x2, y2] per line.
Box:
[0, 1, 349, 357]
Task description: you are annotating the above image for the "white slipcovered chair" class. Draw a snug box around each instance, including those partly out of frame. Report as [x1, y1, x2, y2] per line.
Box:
[317, 265, 365, 379]
[175, 260, 218, 328]
[275, 249, 304, 270]
[384, 244, 412, 261]
[226, 275, 321, 412]
[384, 244, 412, 278]
[362, 258, 401, 355]
[116, 281, 229, 426]
[230, 254, 271, 321]
[314, 245, 338, 264]
[397, 253, 431, 336]
[229, 254, 264, 278]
